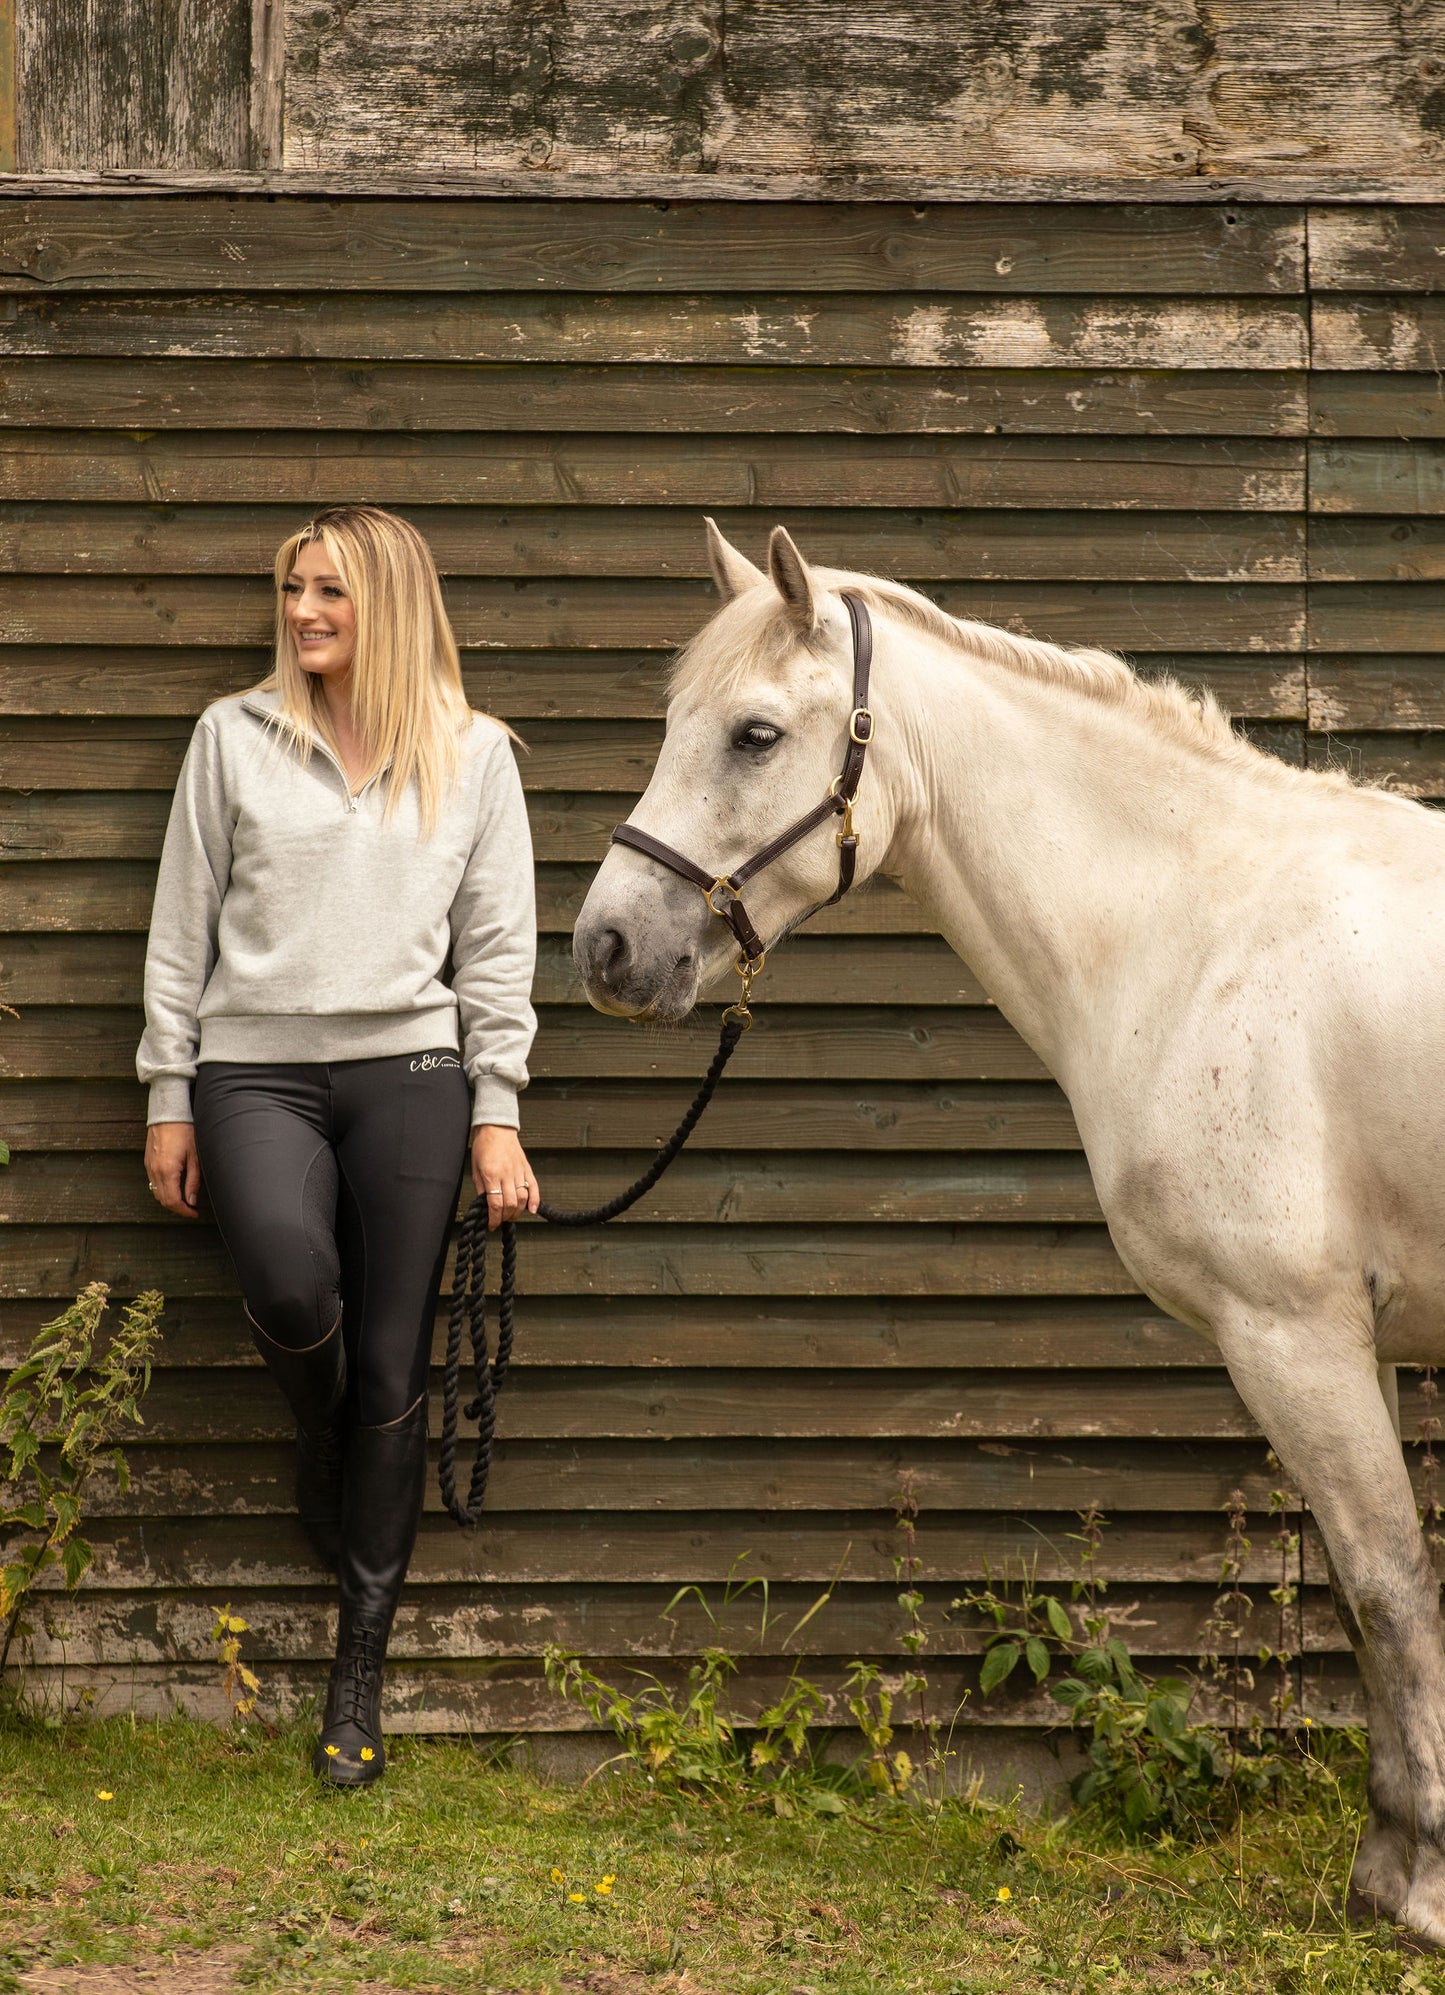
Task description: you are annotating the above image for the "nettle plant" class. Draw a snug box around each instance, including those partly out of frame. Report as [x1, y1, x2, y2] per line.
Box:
[1, 1281, 164, 1679]
[956, 1503, 1301, 1836]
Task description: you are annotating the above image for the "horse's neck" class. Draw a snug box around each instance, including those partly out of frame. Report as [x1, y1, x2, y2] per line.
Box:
[879, 633, 1269, 1083]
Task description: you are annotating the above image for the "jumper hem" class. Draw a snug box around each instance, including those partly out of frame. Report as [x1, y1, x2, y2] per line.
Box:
[197, 1005, 460, 1069]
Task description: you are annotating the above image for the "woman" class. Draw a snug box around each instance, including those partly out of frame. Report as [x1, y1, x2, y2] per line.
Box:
[136, 505, 539, 1787]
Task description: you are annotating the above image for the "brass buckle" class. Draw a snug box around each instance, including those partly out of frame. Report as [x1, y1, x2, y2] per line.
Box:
[701, 876, 738, 921]
[849, 706, 874, 744]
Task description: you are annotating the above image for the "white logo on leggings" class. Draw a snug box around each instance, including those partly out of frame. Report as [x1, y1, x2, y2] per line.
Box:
[410, 1053, 461, 1072]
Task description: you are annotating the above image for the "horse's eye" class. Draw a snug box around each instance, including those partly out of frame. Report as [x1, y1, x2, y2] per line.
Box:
[735, 722, 782, 752]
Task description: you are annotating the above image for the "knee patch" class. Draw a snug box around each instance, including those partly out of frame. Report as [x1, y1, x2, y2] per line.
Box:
[243, 1145, 342, 1351]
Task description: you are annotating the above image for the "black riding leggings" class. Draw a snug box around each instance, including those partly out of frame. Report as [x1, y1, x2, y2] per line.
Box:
[192, 1051, 472, 1427]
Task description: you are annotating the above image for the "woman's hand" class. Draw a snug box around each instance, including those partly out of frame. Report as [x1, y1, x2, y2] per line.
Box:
[144, 1121, 204, 1218]
[470, 1124, 540, 1230]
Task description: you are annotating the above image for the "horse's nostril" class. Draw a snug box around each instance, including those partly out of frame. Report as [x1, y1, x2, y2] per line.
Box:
[596, 928, 629, 991]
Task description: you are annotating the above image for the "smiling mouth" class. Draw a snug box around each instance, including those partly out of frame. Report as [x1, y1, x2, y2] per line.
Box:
[298, 631, 337, 642]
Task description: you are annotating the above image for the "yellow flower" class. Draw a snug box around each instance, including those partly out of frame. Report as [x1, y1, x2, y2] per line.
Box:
[996, 1885, 1012, 1903]
[324, 1744, 340, 1758]
[601, 1874, 616, 1886]
[95, 1790, 114, 1802]
[359, 1747, 375, 1762]
[551, 1868, 565, 1884]
[568, 1892, 585, 1903]
[595, 1881, 613, 1896]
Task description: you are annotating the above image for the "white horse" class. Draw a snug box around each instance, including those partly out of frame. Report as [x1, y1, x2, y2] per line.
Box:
[574, 519, 1445, 1942]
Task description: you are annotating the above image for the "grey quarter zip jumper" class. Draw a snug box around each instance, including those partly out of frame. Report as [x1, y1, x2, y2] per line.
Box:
[136, 687, 538, 1130]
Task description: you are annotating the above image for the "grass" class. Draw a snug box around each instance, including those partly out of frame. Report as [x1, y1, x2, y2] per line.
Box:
[0, 1712, 1443, 1992]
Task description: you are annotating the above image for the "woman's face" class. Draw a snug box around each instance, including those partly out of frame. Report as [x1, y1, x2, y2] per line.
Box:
[282, 538, 357, 680]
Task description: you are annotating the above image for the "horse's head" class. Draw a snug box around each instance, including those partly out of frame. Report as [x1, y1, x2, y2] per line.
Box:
[574, 521, 891, 1021]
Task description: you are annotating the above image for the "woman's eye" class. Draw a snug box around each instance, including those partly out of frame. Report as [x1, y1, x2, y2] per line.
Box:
[735, 723, 782, 751]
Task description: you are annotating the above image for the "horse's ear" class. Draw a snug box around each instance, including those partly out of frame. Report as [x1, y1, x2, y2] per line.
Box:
[768, 525, 816, 632]
[704, 517, 764, 602]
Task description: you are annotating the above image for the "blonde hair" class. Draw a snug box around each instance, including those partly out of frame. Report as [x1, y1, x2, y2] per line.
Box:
[258, 505, 490, 836]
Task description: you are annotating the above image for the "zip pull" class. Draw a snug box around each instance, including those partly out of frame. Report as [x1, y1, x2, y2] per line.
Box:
[346, 792, 359, 813]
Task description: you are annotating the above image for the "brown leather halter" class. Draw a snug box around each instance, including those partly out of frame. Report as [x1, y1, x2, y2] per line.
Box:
[610, 591, 875, 1022]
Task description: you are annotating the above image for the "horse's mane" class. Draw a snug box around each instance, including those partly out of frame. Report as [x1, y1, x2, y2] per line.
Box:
[671, 567, 1356, 795]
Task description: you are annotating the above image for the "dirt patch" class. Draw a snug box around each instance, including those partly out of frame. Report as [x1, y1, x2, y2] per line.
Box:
[17, 1954, 431, 1995]
[20, 1953, 249, 1995]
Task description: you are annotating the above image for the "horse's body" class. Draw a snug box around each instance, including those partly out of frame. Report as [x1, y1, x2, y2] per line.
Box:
[573, 522, 1445, 1944]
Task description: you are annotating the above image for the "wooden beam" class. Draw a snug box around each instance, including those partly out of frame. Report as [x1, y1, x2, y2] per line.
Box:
[3, 170, 1445, 203]
[249, 0, 283, 170]
[0, 0, 14, 175]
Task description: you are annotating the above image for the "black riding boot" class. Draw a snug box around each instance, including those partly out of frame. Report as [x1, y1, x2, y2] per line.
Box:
[247, 1304, 347, 1571]
[313, 1391, 428, 1788]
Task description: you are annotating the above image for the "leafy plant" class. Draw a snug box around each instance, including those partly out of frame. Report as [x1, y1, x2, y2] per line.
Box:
[211, 1605, 261, 1722]
[842, 1658, 921, 1798]
[954, 1505, 1285, 1837]
[1, 1282, 164, 1677]
[544, 1556, 904, 1816]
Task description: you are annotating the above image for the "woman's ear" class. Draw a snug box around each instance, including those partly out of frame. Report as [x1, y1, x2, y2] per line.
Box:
[768, 526, 816, 632]
[704, 517, 765, 602]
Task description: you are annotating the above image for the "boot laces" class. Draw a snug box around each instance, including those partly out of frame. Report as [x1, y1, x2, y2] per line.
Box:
[333, 1621, 384, 1727]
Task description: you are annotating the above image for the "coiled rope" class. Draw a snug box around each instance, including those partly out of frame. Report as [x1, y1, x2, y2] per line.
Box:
[438, 1010, 748, 1527]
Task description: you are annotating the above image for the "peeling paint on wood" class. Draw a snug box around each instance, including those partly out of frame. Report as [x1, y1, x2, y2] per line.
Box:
[15, 0, 252, 171]
[272, 1, 1445, 184]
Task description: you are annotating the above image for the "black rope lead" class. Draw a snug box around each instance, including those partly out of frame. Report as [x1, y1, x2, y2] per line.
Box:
[438, 1011, 748, 1528]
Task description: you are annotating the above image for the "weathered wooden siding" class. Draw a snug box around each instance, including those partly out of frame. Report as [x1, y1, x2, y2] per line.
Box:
[0, 193, 1437, 1736]
[13, 0, 1445, 186]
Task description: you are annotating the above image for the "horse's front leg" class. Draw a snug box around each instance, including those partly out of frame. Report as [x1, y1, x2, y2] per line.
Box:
[1216, 1313, 1444, 1941]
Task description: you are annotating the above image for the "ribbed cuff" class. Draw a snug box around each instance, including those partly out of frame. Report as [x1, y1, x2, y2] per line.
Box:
[147, 1077, 195, 1125]
[469, 1073, 520, 1129]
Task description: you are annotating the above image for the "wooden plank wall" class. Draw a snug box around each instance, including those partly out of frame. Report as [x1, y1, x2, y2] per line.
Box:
[13, 0, 1445, 185]
[0, 193, 1437, 1737]
[276, 0, 1445, 181]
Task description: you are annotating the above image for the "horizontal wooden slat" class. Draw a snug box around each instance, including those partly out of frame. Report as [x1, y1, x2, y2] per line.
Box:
[1304, 733, 1445, 798]
[0, 359, 1308, 435]
[1310, 373, 1445, 438]
[4, 1658, 1365, 1736]
[0, 647, 1311, 721]
[1308, 207, 1445, 292]
[0, 1221, 1131, 1299]
[0, 1294, 1196, 1372]
[0, 1148, 1104, 1226]
[0, 502, 1308, 582]
[0, 927, 985, 1005]
[49, 1364, 1252, 1441]
[0, 430, 1308, 509]
[0, 292, 1309, 368]
[1306, 658, 1445, 733]
[1309, 518, 1445, 581]
[55, 1435, 1303, 1518]
[0, 1078, 1081, 1153]
[0, 716, 663, 789]
[1314, 298, 1445, 371]
[2, 1001, 1046, 1081]
[1310, 441, 1445, 515]
[1307, 582, 1445, 651]
[0, 201, 1307, 293]
[64, 1508, 1309, 1588]
[5, 1580, 1341, 1675]
[0, 573, 1309, 648]
[0, 860, 933, 936]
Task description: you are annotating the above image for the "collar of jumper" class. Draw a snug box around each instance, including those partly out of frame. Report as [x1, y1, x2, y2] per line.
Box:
[608, 590, 876, 1026]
